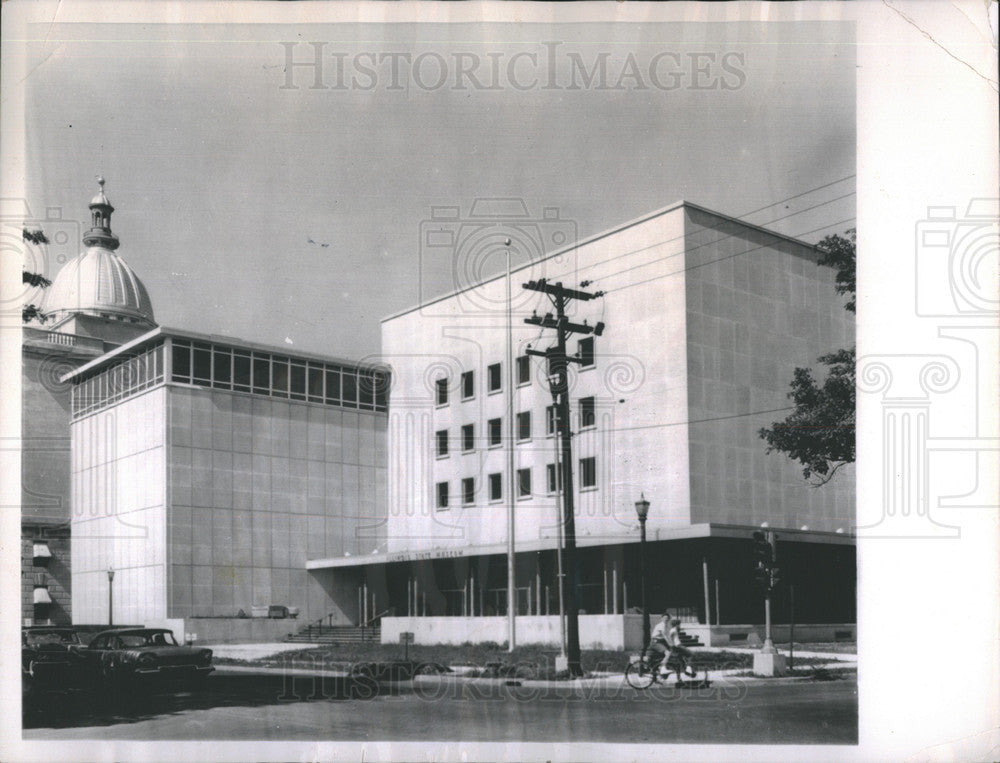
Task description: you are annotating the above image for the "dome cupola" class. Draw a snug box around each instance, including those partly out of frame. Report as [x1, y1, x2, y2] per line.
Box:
[43, 178, 156, 334]
[82, 176, 120, 251]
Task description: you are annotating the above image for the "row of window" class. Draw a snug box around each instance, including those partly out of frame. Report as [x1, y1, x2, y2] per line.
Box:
[170, 339, 389, 412]
[435, 338, 595, 406]
[71, 342, 166, 419]
[435, 457, 597, 509]
[435, 398, 596, 457]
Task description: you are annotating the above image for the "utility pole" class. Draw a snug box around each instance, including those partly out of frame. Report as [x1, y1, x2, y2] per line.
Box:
[524, 278, 605, 677]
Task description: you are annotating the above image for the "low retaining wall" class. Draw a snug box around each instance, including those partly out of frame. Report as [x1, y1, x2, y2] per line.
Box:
[382, 616, 855, 649]
[681, 623, 856, 647]
[160, 617, 298, 645]
[384, 614, 652, 649]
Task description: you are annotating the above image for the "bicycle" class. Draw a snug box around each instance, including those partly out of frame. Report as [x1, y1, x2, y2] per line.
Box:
[624, 650, 710, 690]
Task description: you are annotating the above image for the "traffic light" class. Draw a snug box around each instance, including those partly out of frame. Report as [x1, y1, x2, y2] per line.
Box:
[751, 531, 777, 590]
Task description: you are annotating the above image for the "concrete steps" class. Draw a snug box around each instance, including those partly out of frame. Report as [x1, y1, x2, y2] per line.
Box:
[286, 625, 381, 644]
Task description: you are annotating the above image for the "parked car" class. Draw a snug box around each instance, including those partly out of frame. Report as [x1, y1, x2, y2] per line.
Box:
[84, 628, 214, 688]
[22, 627, 85, 681]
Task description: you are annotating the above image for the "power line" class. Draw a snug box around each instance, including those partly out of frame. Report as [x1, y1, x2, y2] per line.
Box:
[602, 216, 856, 295]
[599, 405, 797, 435]
[566, 175, 856, 282]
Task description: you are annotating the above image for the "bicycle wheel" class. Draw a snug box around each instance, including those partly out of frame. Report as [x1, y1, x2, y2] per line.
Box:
[625, 660, 655, 689]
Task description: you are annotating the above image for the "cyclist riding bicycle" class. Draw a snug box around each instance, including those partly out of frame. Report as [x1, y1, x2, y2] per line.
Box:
[645, 613, 696, 679]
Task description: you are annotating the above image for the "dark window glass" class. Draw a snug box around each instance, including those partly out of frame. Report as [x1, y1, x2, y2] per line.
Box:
[290, 363, 306, 400]
[172, 342, 191, 381]
[357, 369, 377, 410]
[517, 468, 531, 498]
[489, 473, 502, 501]
[253, 356, 270, 392]
[517, 411, 531, 441]
[462, 424, 475, 452]
[516, 355, 530, 385]
[487, 363, 502, 393]
[233, 353, 251, 390]
[308, 366, 324, 401]
[578, 337, 595, 367]
[325, 369, 341, 403]
[546, 463, 563, 494]
[436, 482, 449, 510]
[436, 429, 449, 457]
[214, 350, 232, 386]
[342, 372, 357, 404]
[488, 417, 502, 447]
[580, 456, 597, 488]
[192, 344, 212, 384]
[374, 371, 389, 410]
[436, 378, 448, 406]
[272, 358, 289, 395]
[462, 477, 475, 505]
[461, 370, 474, 400]
[580, 397, 596, 429]
[546, 405, 557, 435]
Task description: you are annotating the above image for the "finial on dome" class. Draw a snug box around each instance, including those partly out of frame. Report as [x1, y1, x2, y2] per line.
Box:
[96, 175, 105, 189]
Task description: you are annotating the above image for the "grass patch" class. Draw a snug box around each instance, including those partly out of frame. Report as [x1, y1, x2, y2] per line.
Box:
[214, 643, 758, 678]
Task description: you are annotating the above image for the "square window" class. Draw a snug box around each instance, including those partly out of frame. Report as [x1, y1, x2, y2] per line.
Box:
[488, 472, 502, 502]
[578, 337, 595, 368]
[517, 411, 531, 441]
[488, 417, 502, 447]
[487, 362, 502, 393]
[546, 463, 563, 494]
[516, 355, 530, 386]
[436, 482, 449, 510]
[580, 456, 597, 488]
[579, 397, 596, 429]
[462, 424, 475, 452]
[436, 429, 449, 458]
[462, 477, 475, 505]
[436, 377, 449, 406]
[517, 468, 531, 498]
[461, 370, 475, 400]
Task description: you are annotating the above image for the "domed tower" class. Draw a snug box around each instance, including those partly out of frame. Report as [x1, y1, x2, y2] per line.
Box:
[43, 177, 157, 345]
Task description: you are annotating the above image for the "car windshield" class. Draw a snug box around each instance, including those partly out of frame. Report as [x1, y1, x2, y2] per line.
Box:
[119, 631, 178, 647]
[25, 631, 78, 646]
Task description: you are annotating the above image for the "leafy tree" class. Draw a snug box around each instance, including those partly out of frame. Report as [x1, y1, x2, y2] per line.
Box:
[759, 230, 855, 485]
[22, 227, 52, 323]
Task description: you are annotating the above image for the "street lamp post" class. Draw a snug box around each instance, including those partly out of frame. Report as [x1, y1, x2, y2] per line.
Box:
[107, 566, 115, 626]
[635, 494, 651, 648]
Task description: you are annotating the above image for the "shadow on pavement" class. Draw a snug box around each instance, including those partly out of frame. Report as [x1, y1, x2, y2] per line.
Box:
[23, 672, 391, 730]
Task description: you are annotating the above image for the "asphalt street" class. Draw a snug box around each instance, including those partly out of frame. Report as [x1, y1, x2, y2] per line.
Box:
[23, 669, 857, 744]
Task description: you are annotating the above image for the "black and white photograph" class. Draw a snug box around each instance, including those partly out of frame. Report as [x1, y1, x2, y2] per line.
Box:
[1, 2, 996, 761]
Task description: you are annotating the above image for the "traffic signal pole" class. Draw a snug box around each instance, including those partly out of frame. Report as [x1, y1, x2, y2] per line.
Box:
[751, 529, 786, 675]
[524, 279, 604, 678]
[763, 531, 776, 654]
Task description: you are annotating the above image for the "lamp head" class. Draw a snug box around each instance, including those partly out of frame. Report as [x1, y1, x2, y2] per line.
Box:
[634, 493, 650, 522]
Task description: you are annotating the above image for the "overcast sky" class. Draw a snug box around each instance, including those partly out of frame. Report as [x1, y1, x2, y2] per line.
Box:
[25, 20, 854, 359]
